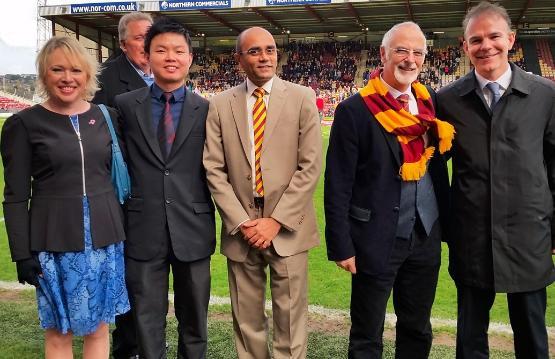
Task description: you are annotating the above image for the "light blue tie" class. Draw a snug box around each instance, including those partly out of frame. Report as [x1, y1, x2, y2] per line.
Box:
[486, 82, 501, 109]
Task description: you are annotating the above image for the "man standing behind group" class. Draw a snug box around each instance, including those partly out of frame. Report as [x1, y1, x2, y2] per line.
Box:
[325, 22, 453, 358]
[204, 27, 322, 359]
[92, 12, 153, 108]
[92, 11, 152, 359]
[115, 17, 215, 358]
[437, 2, 555, 358]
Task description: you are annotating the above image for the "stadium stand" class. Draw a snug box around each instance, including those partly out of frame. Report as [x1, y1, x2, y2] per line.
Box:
[536, 39, 555, 80]
[0, 91, 32, 112]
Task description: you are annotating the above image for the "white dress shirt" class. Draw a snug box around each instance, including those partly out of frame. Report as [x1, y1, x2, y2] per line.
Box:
[475, 66, 512, 108]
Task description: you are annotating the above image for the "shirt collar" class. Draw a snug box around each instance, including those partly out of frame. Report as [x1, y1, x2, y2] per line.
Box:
[379, 74, 415, 101]
[475, 65, 512, 91]
[246, 77, 274, 97]
[151, 82, 186, 102]
[126, 55, 152, 78]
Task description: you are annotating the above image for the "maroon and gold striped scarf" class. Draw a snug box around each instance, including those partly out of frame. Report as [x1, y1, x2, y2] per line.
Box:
[359, 69, 455, 181]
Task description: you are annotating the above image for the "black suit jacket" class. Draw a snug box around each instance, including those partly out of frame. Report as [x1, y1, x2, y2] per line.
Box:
[324, 90, 450, 276]
[1, 104, 125, 261]
[115, 87, 216, 262]
[92, 54, 147, 108]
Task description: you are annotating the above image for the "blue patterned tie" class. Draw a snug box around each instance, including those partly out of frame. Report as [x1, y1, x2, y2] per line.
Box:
[158, 92, 175, 160]
[486, 82, 501, 109]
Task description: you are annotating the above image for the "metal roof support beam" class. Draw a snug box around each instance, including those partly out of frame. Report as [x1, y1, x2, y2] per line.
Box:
[252, 8, 282, 30]
[515, 0, 533, 27]
[59, 15, 119, 38]
[405, 0, 414, 21]
[97, 29, 102, 62]
[200, 10, 241, 34]
[304, 5, 324, 23]
[346, 3, 363, 27]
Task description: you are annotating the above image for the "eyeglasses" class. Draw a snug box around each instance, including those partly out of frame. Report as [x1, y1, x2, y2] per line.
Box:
[239, 47, 278, 57]
[389, 47, 427, 59]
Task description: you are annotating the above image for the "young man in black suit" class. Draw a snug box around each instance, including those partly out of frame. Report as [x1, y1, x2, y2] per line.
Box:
[92, 11, 153, 359]
[325, 22, 452, 359]
[115, 18, 215, 358]
[92, 12, 153, 108]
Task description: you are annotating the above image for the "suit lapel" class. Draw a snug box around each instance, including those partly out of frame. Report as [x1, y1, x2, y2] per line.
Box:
[262, 77, 286, 154]
[134, 88, 164, 163]
[380, 126, 402, 166]
[118, 55, 147, 92]
[168, 89, 199, 159]
[456, 71, 492, 116]
[230, 83, 252, 167]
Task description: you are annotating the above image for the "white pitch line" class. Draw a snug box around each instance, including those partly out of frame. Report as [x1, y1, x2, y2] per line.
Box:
[1, 281, 553, 336]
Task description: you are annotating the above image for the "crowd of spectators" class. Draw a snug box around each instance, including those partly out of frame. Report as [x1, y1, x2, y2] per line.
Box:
[188, 52, 243, 94]
[181, 40, 539, 118]
[281, 41, 362, 92]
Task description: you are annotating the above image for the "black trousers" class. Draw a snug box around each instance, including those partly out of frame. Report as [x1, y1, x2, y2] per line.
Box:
[456, 285, 549, 359]
[112, 311, 139, 358]
[125, 232, 211, 359]
[348, 221, 441, 359]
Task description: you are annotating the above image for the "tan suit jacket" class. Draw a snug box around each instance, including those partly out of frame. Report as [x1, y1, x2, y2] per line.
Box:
[204, 77, 322, 262]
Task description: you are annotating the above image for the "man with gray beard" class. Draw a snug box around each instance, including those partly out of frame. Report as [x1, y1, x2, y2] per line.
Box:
[325, 22, 453, 358]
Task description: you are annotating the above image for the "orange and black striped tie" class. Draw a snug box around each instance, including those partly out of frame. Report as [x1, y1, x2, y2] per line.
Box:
[253, 88, 266, 196]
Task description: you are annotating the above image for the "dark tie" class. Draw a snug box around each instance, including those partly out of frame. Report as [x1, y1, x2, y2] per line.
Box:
[486, 82, 501, 109]
[397, 94, 410, 112]
[158, 92, 175, 160]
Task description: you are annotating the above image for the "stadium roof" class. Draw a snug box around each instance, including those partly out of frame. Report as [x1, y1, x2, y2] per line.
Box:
[39, 0, 555, 48]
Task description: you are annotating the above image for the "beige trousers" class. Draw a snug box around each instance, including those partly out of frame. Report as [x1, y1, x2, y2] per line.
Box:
[227, 245, 309, 359]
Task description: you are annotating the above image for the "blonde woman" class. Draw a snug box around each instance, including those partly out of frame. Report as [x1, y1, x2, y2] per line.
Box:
[0, 36, 129, 358]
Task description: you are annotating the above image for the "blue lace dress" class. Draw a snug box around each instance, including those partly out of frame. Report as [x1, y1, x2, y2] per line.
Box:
[35, 114, 130, 336]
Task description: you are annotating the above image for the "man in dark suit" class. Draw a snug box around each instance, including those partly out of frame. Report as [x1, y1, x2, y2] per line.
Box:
[325, 22, 452, 358]
[92, 12, 153, 108]
[436, 2, 555, 358]
[91, 11, 153, 359]
[115, 17, 215, 359]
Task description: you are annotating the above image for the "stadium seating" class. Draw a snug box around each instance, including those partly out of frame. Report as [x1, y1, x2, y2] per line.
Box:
[185, 40, 552, 117]
[0, 94, 31, 112]
[536, 39, 555, 80]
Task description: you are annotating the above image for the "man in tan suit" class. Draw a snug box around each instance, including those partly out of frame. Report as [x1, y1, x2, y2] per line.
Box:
[203, 27, 322, 359]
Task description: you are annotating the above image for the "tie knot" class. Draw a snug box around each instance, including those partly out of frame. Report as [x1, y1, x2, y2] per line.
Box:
[162, 92, 172, 103]
[486, 82, 500, 95]
[397, 94, 410, 111]
[253, 88, 265, 99]
[397, 94, 409, 103]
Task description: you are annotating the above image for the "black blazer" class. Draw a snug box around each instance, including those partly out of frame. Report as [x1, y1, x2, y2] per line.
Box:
[115, 87, 216, 262]
[324, 90, 450, 276]
[0, 104, 125, 261]
[92, 53, 147, 108]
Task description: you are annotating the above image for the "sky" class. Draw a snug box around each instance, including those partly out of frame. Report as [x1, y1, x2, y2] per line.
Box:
[0, 0, 114, 49]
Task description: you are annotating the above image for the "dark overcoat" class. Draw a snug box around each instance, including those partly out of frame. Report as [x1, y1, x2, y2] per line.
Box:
[437, 63, 555, 292]
[92, 53, 147, 108]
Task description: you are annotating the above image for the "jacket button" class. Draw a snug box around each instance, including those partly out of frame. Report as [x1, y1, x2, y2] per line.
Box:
[393, 206, 400, 212]
[247, 174, 252, 180]
[164, 169, 170, 176]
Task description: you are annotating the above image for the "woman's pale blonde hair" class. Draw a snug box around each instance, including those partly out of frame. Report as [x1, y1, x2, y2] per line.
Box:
[36, 36, 99, 100]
